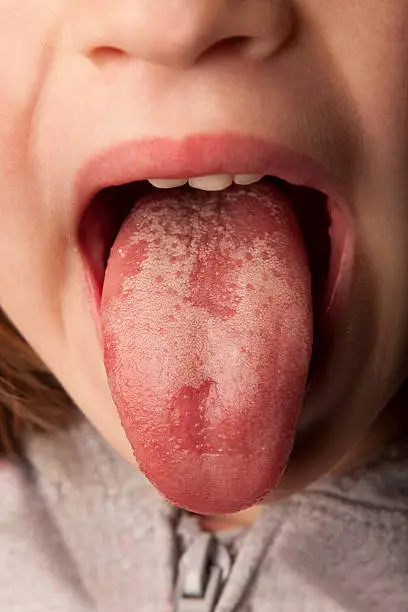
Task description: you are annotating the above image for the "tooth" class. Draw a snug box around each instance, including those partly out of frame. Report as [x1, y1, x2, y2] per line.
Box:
[147, 173, 264, 191]
[188, 174, 233, 191]
[147, 178, 187, 188]
[233, 173, 264, 185]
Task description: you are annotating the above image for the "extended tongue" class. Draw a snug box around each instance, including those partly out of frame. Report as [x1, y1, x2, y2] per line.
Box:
[100, 182, 312, 514]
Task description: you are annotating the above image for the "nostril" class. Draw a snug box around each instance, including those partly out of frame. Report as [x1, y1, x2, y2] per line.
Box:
[88, 46, 127, 68]
[198, 35, 249, 61]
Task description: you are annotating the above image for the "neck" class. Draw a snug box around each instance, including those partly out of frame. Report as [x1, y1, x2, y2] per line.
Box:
[194, 506, 262, 532]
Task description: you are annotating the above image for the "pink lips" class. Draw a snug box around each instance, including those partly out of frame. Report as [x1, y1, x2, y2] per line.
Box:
[74, 132, 351, 226]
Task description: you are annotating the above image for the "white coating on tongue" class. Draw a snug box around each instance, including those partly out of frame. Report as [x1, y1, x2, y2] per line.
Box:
[101, 183, 312, 514]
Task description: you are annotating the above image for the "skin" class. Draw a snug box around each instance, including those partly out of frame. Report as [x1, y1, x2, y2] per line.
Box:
[1, 0, 408, 525]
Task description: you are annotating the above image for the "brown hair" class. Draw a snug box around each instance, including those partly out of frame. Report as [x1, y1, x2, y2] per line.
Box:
[0, 307, 78, 458]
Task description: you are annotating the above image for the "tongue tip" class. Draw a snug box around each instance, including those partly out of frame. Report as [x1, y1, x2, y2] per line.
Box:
[134, 447, 289, 515]
[148, 477, 272, 515]
[161, 492, 268, 515]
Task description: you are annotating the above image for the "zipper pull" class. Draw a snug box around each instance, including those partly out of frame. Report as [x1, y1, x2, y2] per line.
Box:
[174, 533, 232, 612]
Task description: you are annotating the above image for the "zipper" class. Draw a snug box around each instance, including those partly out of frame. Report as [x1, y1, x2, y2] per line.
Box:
[173, 533, 233, 612]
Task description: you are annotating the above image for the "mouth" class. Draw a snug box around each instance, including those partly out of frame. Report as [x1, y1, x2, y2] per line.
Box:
[75, 134, 354, 513]
[78, 175, 340, 389]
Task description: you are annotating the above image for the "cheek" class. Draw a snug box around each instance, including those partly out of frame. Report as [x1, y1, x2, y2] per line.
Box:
[0, 178, 68, 366]
[0, 0, 62, 115]
[0, 179, 45, 293]
[0, 4, 62, 310]
[326, 2, 408, 145]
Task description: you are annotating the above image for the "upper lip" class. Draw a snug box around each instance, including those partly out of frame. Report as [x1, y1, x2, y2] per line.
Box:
[74, 131, 350, 224]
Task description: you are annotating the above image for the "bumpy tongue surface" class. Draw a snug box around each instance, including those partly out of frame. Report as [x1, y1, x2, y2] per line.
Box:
[101, 182, 312, 514]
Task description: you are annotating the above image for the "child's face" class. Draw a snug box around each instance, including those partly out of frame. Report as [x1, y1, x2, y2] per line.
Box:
[2, 0, 408, 511]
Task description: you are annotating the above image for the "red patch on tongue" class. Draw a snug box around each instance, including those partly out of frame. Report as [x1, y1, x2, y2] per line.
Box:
[100, 182, 312, 514]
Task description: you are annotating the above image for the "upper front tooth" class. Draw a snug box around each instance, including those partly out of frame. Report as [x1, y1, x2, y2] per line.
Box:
[147, 178, 187, 188]
[233, 173, 264, 185]
[188, 174, 233, 191]
[146, 173, 265, 191]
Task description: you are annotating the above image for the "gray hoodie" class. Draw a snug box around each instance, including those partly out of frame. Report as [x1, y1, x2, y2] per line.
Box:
[1, 417, 408, 612]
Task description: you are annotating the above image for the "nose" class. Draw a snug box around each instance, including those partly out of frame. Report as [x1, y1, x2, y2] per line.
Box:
[85, 0, 294, 68]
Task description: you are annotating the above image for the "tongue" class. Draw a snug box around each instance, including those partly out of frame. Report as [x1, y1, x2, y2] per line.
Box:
[100, 181, 312, 514]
